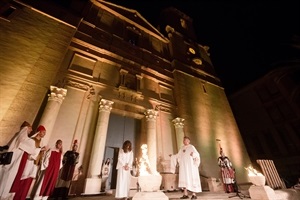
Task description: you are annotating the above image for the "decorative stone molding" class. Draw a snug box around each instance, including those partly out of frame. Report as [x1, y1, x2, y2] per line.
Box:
[99, 99, 114, 112]
[172, 117, 185, 128]
[48, 86, 67, 103]
[67, 80, 90, 91]
[117, 87, 144, 102]
[86, 85, 95, 99]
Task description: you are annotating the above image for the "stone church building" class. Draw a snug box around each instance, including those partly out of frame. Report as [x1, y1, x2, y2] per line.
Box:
[0, 0, 251, 194]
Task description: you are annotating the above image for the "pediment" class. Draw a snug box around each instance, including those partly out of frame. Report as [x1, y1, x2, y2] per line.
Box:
[96, 0, 167, 40]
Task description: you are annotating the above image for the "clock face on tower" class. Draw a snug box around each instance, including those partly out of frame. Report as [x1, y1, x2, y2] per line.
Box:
[192, 58, 202, 65]
[188, 47, 196, 55]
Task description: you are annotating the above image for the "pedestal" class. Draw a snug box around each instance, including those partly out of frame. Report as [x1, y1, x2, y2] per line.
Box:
[249, 185, 282, 200]
[132, 191, 168, 200]
[138, 174, 162, 192]
[161, 173, 178, 191]
[83, 178, 102, 194]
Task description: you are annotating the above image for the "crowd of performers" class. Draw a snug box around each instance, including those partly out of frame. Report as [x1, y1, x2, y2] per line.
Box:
[0, 121, 79, 200]
[0, 121, 243, 200]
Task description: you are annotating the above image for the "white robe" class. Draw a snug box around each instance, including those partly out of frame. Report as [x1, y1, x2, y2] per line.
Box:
[0, 127, 37, 200]
[171, 144, 202, 193]
[115, 149, 133, 198]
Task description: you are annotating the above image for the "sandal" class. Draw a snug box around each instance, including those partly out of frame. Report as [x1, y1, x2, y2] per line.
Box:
[180, 195, 189, 199]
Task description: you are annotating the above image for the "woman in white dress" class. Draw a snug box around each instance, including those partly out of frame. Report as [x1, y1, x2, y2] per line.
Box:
[115, 140, 133, 200]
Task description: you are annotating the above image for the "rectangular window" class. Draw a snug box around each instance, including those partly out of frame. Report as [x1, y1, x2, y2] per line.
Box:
[69, 53, 96, 76]
[0, 3, 16, 21]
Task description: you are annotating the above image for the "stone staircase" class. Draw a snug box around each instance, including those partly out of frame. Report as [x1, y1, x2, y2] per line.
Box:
[68, 188, 300, 200]
[165, 190, 250, 200]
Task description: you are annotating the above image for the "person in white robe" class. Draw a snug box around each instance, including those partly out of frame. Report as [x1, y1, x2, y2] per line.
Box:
[170, 136, 202, 199]
[115, 140, 133, 200]
[0, 121, 38, 200]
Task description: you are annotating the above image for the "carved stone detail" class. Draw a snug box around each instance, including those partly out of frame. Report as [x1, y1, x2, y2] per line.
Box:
[67, 80, 89, 91]
[48, 86, 67, 103]
[172, 117, 185, 128]
[99, 99, 114, 112]
[144, 109, 158, 120]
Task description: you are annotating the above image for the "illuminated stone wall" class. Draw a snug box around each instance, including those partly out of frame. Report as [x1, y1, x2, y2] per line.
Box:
[0, 3, 75, 144]
[0, 1, 252, 193]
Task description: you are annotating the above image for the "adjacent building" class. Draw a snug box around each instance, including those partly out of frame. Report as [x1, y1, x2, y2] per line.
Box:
[229, 63, 300, 187]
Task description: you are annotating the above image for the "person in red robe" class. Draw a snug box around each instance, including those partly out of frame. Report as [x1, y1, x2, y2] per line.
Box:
[10, 125, 46, 200]
[31, 139, 63, 200]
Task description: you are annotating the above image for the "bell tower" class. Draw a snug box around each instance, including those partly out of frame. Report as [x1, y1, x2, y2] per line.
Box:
[159, 7, 219, 85]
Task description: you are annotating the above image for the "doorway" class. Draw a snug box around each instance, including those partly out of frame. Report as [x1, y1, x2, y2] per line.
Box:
[102, 113, 141, 190]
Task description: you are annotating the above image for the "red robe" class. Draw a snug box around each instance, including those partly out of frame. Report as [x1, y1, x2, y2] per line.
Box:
[39, 150, 62, 196]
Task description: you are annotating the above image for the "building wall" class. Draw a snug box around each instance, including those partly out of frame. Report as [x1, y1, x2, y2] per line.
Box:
[0, 0, 253, 194]
[173, 70, 251, 182]
[0, 2, 76, 144]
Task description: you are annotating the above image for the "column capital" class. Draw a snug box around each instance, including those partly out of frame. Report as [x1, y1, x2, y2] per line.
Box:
[144, 109, 158, 120]
[48, 86, 67, 103]
[99, 99, 114, 112]
[172, 117, 185, 128]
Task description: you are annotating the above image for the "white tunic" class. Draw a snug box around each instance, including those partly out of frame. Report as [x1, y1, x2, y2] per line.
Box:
[171, 144, 202, 193]
[115, 149, 133, 198]
[0, 127, 37, 200]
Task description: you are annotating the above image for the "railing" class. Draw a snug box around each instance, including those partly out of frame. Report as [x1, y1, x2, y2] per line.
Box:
[257, 159, 286, 189]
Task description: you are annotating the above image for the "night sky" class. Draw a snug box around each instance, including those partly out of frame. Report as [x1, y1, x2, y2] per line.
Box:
[108, 0, 300, 95]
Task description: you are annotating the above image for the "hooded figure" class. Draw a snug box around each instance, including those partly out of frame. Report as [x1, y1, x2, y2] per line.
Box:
[9, 125, 46, 200]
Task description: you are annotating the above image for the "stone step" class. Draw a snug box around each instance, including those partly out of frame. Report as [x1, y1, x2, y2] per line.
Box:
[63, 188, 300, 200]
[165, 191, 250, 199]
[66, 190, 251, 200]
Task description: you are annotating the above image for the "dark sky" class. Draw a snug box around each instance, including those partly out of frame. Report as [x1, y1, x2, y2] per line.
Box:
[109, 0, 300, 95]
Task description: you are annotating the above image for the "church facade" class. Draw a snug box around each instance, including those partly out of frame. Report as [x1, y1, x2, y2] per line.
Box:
[0, 0, 251, 194]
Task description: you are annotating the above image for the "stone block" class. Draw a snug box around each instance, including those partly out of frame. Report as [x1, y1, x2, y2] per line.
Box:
[249, 185, 282, 200]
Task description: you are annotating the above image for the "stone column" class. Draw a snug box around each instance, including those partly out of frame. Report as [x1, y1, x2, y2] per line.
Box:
[84, 98, 114, 194]
[172, 117, 185, 151]
[39, 86, 67, 145]
[144, 109, 159, 174]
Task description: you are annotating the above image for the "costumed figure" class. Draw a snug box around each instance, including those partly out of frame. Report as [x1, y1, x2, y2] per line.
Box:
[31, 139, 63, 200]
[10, 125, 47, 200]
[218, 147, 236, 193]
[170, 136, 202, 199]
[53, 140, 79, 199]
[0, 121, 39, 200]
[115, 140, 133, 200]
[131, 157, 139, 177]
[100, 158, 111, 192]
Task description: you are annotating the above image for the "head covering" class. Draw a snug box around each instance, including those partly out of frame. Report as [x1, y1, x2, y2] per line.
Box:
[30, 125, 46, 138]
[37, 125, 46, 132]
[20, 121, 31, 129]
